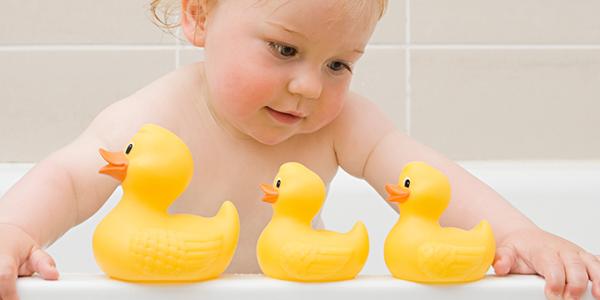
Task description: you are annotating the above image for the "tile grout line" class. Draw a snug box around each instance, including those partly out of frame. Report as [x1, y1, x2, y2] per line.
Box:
[405, 0, 412, 136]
[0, 45, 179, 51]
[408, 44, 600, 50]
[2, 44, 600, 51]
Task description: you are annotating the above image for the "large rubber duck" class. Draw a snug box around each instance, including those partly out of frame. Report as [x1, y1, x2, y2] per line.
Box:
[384, 161, 495, 283]
[257, 162, 369, 282]
[94, 123, 239, 282]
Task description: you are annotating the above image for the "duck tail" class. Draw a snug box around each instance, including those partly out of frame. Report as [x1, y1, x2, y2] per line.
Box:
[215, 201, 240, 240]
[215, 201, 239, 221]
[348, 221, 370, 272]
[474, 220, 496, 262]
[348, 222, 369, 249]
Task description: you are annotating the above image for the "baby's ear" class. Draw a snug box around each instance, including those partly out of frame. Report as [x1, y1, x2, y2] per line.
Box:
[181, 0, 209, 47]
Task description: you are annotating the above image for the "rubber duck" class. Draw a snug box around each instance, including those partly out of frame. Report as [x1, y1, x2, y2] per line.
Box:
[257, 162, 369, 282]
[94, 123, 239, 282]
[384, 161, 495, 283]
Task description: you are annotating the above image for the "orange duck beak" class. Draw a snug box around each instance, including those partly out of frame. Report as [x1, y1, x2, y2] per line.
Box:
[385, 183, 410, 203]
[260, 183, 279, 203]
[98, 148, 129, 182]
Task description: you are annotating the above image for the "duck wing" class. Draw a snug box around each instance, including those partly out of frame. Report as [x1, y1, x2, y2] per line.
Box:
[417, 242, 488, 280]
[279, 241, 354, 280]
[130, 228, 223, 275]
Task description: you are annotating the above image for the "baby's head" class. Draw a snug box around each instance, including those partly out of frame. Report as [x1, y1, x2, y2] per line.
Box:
[152, 0, 387, 145]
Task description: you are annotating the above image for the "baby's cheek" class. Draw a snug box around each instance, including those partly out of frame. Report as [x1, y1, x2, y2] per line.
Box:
[310, 89, 347, 129]
[213, 59, 278, 115]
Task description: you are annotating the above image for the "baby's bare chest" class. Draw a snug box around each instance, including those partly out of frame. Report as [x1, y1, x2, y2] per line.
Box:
[168, 130, 338, 220]
[167, 132, 337, 271]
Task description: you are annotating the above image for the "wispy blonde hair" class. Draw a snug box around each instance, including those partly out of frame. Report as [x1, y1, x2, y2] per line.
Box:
[149, 0, 388, 31]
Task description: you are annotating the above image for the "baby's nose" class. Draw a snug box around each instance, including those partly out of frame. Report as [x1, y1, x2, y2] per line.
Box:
[287, 67, 323, 100]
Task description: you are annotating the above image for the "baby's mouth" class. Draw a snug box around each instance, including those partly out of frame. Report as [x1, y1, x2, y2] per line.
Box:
[265, 107, 305, 125]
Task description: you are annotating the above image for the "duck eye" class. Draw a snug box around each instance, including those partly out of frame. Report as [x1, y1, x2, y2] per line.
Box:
[276, 179, 281, 188]
[404, 178, 411, 188]
[125, 144, 133, 155]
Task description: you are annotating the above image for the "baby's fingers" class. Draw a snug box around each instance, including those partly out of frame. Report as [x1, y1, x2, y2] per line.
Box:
[532, 250, 565, 300]
[493, 245, 536, 275]
[0, 257, 19, 300]
[18, 248, 59, 280]
[561, 251, 589, 300]
[493, 245, 517, 275]
[580, 252, 600, 299]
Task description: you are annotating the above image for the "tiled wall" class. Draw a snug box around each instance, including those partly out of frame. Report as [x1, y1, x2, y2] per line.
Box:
[1, 0, 599, 162]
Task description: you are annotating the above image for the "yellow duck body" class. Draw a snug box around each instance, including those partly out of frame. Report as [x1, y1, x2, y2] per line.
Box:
[93, 124, 239, 282]
[257, 162, 369, 282]
[384, 161, 495, 283]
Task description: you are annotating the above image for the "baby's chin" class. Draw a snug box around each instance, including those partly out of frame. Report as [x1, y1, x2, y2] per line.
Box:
[247, 129, 297, 146]
[246, 124, 321, 146]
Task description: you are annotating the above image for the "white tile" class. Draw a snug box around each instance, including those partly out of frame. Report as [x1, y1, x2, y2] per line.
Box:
[370, 0, 405, 44]
[0, 50, 175, 162]
[0, 0, 174, 45]
[351, 47, 406, 130]
[411, 49, 600, 159]
[412, 0, 600, 44]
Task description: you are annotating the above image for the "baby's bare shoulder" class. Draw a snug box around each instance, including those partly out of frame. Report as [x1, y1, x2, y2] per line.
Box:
[330, 92, 394, 137]
[52, 65, 206, 220]
[328, 92, 396, 177]
[330, 93, 373, 134]
[89, 63, 205, 148]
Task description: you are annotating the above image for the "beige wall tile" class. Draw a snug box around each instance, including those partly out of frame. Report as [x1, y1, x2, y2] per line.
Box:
[370, 0, 405, 44]
[1, 0, 173, 45]
[0, 51, 174, 162]
[411, 50, 600, 159]
[175, 0, 406, 46]
[351, 47, 406, 131]
[412, 0, 600, 44]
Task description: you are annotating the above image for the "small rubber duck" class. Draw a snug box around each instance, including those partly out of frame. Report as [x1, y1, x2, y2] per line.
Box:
[94, 123, 239, 282]
[257, 162, 369, 282]
[384, 161, 495, 283]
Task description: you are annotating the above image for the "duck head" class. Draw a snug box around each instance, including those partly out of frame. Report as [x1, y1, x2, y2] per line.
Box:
[385, 161, 451, 221]
[260, 162, 325, 223]
[99, 124, 194, 209]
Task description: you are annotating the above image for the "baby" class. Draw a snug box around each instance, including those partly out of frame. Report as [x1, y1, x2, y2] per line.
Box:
[0, 0, 598, 299]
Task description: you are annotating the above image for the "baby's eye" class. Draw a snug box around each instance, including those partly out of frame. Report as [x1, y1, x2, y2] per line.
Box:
[268, 42, 298, 58]
[327, 60, 352, 74]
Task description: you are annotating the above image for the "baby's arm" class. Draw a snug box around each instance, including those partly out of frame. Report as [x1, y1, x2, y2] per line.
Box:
[333, 96, 533, 234]
[0, 97, 148, 300]
[333, 94, 599, 300]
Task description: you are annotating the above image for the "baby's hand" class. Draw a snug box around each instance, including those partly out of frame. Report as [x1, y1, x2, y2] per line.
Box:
[493, 227, 600, 300]
[0, 224, 59, 300]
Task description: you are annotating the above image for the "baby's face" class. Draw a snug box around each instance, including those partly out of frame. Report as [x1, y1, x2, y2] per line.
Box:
[201, 0, 380, 144]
